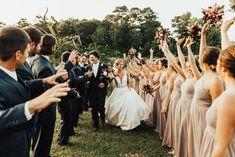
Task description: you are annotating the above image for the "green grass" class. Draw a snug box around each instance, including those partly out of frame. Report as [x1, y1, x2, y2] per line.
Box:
[49, 111, 171, 157]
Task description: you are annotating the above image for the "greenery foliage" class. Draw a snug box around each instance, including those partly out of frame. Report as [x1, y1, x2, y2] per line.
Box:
[1, 6, 222, 64]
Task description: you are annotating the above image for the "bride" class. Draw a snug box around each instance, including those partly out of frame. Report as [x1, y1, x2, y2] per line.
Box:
[105, 59, 150, 130]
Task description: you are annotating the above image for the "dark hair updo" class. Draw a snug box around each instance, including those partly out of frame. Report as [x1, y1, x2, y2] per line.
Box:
[202, 46, 220, 72]
[160, 58, 168, 68]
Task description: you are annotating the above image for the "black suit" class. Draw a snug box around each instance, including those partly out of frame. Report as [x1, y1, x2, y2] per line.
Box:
[89, 63, 108, 129]
[0, 69, 31, 157]
[30, 54, 56, 157]
[16, 62, 44, 98]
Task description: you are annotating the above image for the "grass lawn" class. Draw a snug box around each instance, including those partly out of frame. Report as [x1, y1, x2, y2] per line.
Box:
[48, 111, 171, 157]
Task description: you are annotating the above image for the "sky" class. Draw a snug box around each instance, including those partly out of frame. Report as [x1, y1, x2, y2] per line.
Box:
[0, 0, 234, 39]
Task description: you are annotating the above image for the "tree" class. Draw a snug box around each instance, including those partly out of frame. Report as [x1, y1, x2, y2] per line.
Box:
[91, 20, 112, 46]
[105, 6, 129, 24]
[0, 21, 5, 28]
[76, 19, 100, 46]
[34, 8, 58, 35]
[17, 18, 31, 28]
[230, 0, 235, 11]
[171, 12, 199, 37]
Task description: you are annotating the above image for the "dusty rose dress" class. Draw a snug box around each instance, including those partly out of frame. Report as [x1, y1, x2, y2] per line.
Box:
[200, 90, 235, 157]
[162, 73, 179, 147]
[158, 74, 167, 139]
[174, 78, 194, 157]
[190, 74, 216, 157]
[151, 72, 161, 128]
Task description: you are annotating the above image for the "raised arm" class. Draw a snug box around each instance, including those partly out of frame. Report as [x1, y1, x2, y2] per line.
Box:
[199, 23, 209, 67]
[221, 18, 235, 50]
[176, 38, 187, 76]
[162, 41, 186, 80]
[185, 37, 201, 80]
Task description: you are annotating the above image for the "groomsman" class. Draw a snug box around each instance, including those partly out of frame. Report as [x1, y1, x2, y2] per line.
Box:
[88, 50, 109, 131]
[0, 26, 69, 157]
[30, 34, 58, 157]
[16, 26, 43, 97]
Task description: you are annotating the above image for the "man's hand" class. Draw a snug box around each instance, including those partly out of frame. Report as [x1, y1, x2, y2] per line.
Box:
[68, 50, 77, 65]
[43, 69, 68, 85]
[28, 83, 70, 113]
[98, 82, 105, 88]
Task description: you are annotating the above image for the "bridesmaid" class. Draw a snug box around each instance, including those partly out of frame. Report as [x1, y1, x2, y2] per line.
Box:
[162, 38, 196, 157]
[201, 19, 235, 157]
[157, 59, 168, 139]
[148, 60, 162, 128]
[161, 64, 177, 147]
[190, 23, 224, 157]
[152, 59, 167, 135]
[161, 38, 186, 148]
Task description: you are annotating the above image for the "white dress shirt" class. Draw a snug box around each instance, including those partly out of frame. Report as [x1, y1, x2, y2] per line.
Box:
[42, 55, 50, 61]
[92, 62, 99, 77]
[0, 66, 33, 120]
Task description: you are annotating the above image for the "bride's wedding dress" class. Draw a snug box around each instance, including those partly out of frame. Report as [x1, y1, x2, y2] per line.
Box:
[105, 70, 150, 130]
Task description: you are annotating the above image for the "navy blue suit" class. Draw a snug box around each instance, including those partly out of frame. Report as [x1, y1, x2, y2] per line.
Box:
[0, 69, 31, 157]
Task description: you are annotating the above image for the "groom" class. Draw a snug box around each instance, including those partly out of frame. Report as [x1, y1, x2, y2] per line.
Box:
[88, 50, 108, 131]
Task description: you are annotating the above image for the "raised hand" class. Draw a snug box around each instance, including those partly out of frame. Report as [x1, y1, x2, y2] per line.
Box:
[68, 50, 78, 65]
[161, 40, 169, 53]
[177, 37, 185, 46]
[185, 36, 194, 48]
[149, 48, 154, 54]
[221, 18, 235, 33]
[201, 23, 209, 35]
[28, 83, 70, 113]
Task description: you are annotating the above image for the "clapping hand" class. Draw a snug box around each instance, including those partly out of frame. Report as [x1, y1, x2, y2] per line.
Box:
[28, 82, 70, 113]
[43, 67, 68, 85]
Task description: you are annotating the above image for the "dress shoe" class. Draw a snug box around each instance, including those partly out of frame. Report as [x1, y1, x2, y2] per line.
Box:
[58, 142, 73, 147]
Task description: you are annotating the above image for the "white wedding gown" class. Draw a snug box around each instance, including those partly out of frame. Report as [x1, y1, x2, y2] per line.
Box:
[105, 71, 150, 130]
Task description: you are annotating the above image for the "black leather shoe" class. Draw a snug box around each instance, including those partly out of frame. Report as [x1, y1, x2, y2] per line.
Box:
[58, 142, 73, 147]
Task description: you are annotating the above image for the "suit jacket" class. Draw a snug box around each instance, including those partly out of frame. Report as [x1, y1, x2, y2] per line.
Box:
[0, 69, 31, 157]
[89, 63, 109, 96]
[16, 62, 44, 98]
[31, 54, 56, 124]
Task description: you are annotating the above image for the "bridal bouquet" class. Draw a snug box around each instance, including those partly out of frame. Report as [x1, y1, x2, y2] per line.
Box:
[202, 4, 224, 26]
[142, 84, 154, 97]
[187, 23, 202, 41]
[155, 27, 170, 44]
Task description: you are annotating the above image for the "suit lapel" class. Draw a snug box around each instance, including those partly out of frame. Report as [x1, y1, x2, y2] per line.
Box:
[0, 69, 28, 101]
[96, 64, 102, 78]
[24, 62, 34, 79]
